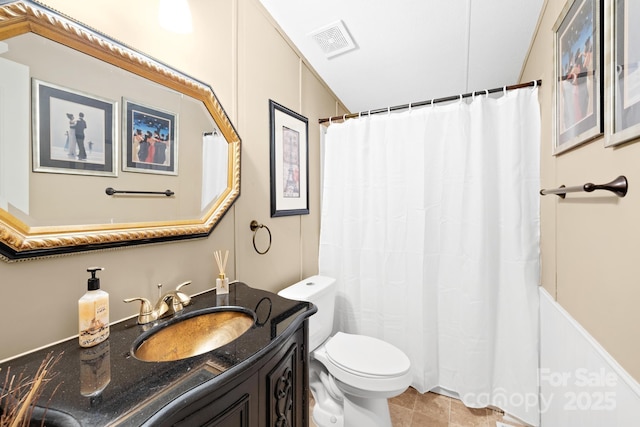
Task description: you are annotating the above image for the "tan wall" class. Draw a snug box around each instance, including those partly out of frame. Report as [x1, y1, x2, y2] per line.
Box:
[522, 0, 640, 381]
[0, 0, 346, 361]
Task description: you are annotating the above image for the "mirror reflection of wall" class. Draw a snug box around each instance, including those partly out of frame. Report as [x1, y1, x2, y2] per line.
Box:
[0, 33, 226, 227]
[0, 51, 30, 218]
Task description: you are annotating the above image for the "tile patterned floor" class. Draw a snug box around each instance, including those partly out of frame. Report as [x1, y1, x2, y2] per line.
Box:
[309, 387, 527, 427]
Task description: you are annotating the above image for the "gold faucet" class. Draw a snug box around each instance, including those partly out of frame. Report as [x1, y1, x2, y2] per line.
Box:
[124, 281, 192, 324]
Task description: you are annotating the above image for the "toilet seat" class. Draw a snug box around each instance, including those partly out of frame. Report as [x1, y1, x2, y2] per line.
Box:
[312, 332, 412, 396]
[325, 332, 410, 378]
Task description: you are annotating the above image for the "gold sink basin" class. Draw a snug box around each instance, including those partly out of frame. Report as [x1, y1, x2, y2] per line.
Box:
[133, 308, 255, 362]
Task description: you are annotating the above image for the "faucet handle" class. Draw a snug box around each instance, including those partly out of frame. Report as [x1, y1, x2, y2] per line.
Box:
[173, 280, 192, 306]
[124, 297, 157, 324]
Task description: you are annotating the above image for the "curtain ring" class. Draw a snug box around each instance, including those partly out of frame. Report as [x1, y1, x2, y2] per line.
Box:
[329, 116, 332, 125]
[503, 86, 507, 95]
[250, 220, 271, 255]
[409, 102, 412, 112]
[533, 80, 538, 88]
[485, 89, 489, 98]
[343, 114, 347, 121]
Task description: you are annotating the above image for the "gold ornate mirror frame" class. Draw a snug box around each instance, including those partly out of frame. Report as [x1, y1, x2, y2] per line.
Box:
[0, 0, 241, 261]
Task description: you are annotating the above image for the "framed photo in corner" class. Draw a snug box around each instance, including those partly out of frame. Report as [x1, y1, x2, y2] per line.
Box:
[122, 99, 177, 175]
[606, 0, 640, 146]
[269, 100, 309, 217]
[553, 0, 603, 154]
[32, 79, 117, 177]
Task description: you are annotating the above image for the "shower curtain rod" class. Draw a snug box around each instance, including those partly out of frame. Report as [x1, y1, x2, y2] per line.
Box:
[318, 79, 542, 124]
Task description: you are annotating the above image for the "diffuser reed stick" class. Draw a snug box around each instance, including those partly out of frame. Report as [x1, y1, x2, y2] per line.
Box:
[214, 249, 229, 278]
[214, 249, 230, 295]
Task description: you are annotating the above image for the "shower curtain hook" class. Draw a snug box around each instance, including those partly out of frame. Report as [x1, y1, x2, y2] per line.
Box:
[387, 106, 391, 115]
[431, 99, 435, 108]
[359, 111, 362, 118]
[503, 86, 507, 95]
[485, 89, 489, 98]
[329, 116, 332, 125]
[409, 102, 412, 113]
[533, 80, 537, 88]
[343, 114, 347, 122]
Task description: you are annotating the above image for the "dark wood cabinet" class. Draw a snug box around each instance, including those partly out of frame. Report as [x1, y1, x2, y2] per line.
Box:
[260, 328, 306, 427]
[161, 325, 308, 427]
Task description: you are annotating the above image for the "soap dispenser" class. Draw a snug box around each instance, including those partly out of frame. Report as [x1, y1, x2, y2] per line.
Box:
[79, 267, 109, 348]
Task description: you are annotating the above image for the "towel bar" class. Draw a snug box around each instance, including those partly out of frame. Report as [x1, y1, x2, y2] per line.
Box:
[539, 176, 628, 198]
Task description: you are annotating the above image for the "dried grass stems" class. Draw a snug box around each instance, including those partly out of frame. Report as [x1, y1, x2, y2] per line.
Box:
[0, 352, 62, 427]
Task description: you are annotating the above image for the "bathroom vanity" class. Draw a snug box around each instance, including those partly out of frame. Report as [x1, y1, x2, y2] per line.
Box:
[0, 282, 315, 426]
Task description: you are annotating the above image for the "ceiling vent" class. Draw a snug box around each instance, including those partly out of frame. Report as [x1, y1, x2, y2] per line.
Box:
[309, 20, 357, 58]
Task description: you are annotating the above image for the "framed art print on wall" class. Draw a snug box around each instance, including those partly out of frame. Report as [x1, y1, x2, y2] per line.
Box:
[32, 79, 117, 177]
[607, 0, 640, 146]
[122, 99, 177, 175]
[269, 100, 309, 217]
[553, 0, 603, 154]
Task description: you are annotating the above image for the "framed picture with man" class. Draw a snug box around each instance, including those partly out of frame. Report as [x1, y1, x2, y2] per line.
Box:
[122, 99, 177, 176]
[32, 79, 117, 176]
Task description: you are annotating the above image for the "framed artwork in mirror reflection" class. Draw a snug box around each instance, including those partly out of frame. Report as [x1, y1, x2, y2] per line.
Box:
[269, 100, 309, 217]
[553, 0, 603, 155]
[122, 99, 178, 175]
[607, 0, 640, 146]
[32, 79, 117, 177]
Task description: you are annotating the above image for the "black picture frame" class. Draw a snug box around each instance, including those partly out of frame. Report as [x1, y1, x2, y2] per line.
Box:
[32, 79, 117, 176]
[122, 99, 177, 175]
[269, 100, 309, 217]
[553, 0, 603, 154]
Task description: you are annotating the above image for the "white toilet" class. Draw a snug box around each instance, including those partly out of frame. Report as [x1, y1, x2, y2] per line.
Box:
[278, 275, 411, 427]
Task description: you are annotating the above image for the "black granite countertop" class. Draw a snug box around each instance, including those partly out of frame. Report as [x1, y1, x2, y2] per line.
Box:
[0, 282, 315, 426]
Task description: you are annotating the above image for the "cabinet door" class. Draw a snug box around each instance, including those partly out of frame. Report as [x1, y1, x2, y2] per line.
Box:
[260, 327, 308, 427]
[173, 376, 259, 427]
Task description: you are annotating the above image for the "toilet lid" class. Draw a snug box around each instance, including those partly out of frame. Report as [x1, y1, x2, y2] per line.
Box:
[324, 332, 410, 378]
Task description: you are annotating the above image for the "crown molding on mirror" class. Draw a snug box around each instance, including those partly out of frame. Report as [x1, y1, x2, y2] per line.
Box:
[0, 0, 241, 261]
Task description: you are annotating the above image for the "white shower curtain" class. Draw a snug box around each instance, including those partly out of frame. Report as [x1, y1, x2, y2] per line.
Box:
[319, 87, 540, 426]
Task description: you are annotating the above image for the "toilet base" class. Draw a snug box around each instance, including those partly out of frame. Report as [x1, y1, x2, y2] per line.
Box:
[312, 403, 344, 427]
[343, 394, 392, 427]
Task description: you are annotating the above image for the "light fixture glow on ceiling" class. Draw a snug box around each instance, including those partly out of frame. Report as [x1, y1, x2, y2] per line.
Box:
[158, 0, 193, 34]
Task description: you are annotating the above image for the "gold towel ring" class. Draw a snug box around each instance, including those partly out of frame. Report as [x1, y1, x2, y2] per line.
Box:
[250, 220, 272, 255]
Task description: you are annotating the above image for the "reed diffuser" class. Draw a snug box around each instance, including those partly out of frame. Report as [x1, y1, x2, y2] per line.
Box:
[214, 249, 229, 295]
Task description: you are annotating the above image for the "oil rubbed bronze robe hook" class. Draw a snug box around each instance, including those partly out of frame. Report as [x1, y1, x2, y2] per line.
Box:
[250, 220, 272, 255]
[540, 175, 628, 198]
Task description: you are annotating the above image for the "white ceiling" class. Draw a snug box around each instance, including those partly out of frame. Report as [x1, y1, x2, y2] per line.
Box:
[259, 0, 544, 114]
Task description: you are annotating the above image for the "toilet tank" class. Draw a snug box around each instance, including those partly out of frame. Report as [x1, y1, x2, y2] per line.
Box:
[278, 275, 336, 351]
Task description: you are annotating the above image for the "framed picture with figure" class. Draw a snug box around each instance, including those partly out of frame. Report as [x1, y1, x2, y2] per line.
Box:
[32, 79, 117, 176]
[269, 100, 309, 217]
[553, 0, 603, 155]
[606, 0, 640, 146]
[122, 99, 177, 175]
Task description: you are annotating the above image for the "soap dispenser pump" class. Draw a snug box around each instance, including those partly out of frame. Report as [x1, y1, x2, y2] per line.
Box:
[79, 267, 110, 348]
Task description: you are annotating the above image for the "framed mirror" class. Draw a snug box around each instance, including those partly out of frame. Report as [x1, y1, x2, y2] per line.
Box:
[0, 0, 241, 261]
